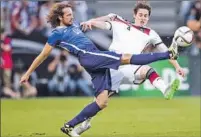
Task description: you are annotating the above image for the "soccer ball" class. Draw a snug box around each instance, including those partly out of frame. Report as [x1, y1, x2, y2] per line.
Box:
[174, 26, 194, 47]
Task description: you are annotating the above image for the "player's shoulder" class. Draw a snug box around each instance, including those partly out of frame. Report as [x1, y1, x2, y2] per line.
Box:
[52, 26, 65, 32]
[51, 26, 66, 35]
[140, 26, 160, 36]
[148, 28, 160, 37]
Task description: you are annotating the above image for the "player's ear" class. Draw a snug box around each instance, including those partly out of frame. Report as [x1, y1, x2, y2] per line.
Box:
[58, 16, 62, 21]
[133, 13, 136, 19]
[147, 16, 150, 20]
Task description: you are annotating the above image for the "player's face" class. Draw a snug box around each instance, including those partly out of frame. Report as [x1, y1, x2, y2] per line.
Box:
[61, 7, 74, 26]
[134, 9, 150, 27]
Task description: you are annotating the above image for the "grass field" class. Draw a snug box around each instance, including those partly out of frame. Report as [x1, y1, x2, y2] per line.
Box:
[1, 96, 200, 137]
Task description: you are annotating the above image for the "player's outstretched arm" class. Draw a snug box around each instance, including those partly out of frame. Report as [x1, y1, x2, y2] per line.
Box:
[168, 39, 185, 77]
[150, 29, 186, 77]
[155, 43, 185, 77]
[153, 43, 185, 77]
[20, 43, 53, 84]
[81, 20, 110, 31]
[169, 59, 185, 77]
[89, 13, 117, 22]
[81, 13, 117, 31]
[89, 15, 111, 22]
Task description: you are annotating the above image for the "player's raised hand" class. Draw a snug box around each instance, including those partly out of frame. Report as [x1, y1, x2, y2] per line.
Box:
[80, 21, 93, 32]
[20, 74, 30, 85]
[176, 67, 185, 77]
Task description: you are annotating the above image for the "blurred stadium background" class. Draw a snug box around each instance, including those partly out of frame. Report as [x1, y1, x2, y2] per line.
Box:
[1, 0, 200, 137]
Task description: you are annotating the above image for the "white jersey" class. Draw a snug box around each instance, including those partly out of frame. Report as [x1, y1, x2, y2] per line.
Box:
[105, 13, 169, 84]
[106, 13, 168, 54]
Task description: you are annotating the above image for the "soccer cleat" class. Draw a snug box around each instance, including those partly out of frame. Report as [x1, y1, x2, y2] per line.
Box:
[61, 124, 80, 137]
[168, 39, 179, 60]
[73, 118, 91, 135]
[164, 79, 180, 100]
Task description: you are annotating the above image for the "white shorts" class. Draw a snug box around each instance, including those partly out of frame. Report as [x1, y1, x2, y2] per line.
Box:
[118, 65, 145, 85]
[109, 65, 146, 94]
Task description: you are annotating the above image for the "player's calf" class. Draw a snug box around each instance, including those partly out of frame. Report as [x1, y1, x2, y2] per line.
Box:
[143, 67, 180, 99]
[139, 66, 169, 96]
[73, 92, 115, 135]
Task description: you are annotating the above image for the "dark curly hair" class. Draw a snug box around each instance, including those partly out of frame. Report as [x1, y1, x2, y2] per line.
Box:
[47, 3, 72, 28]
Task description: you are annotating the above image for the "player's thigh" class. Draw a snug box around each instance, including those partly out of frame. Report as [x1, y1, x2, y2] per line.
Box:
[118, 65, 151, 84]
[118, 65, 139, 83]
[79, 51, 121, 71]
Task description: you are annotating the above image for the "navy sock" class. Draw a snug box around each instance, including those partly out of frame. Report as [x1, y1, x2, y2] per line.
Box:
[130, 52, 170, 65]
[67, 102, 101, 127]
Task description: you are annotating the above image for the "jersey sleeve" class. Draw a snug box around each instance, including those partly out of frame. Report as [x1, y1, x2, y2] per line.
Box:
[107, 13, 125, 21]
[107, 13, 118, 21]
[149, 30, 169, 52]
[150, 30, 163, 47]
[152, 43, 168, 52]
[106, 13, 126, 31]
[47, 30, 62, 47]
[105, 21, 112, 30]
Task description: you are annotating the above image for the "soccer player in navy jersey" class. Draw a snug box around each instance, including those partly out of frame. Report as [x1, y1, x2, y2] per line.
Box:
[20, 3, 178, 137]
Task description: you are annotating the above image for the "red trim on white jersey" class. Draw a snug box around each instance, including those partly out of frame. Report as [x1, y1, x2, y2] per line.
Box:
[113, 17, 151, 35]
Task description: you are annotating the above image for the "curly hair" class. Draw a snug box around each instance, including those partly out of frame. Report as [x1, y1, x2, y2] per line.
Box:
[47, 3, 72, 28]
[133, 1, 152, 16]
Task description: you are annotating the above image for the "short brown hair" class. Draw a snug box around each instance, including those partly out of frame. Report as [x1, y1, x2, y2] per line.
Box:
[47, 3, 72, 28]
[133, 2, 152, 16]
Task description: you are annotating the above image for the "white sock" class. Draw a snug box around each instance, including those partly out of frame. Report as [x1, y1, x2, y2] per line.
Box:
[152, 77, 168, 95]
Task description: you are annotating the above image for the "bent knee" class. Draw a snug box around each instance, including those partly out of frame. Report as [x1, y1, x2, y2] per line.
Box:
[121, 54, 132, 64]
[139, 65, 152, 79]
[96, 99, 108, 109]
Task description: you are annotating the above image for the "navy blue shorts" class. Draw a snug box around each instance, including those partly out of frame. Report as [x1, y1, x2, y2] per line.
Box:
[78, 50, 122, 97]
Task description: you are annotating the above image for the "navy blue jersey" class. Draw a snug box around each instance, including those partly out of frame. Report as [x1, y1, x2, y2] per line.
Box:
[47, 21, 123, 95]
[47, 21, 98, 56]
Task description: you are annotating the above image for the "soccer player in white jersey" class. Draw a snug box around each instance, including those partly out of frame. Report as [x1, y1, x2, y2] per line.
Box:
[73, 2, 185, 136]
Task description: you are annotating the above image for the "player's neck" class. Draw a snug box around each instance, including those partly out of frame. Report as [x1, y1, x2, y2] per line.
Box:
[60, 22, 69, 27]
[59, 24, 67, 27]
[133, 23, 144, 27]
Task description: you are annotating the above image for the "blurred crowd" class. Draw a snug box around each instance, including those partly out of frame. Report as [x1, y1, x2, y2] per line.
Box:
[1, 40, 93, 99]
[179, 0, 201, 55]
[0, 0, 92, 99]
[1, 0, 89, 42]
[0, 0, 200, 99]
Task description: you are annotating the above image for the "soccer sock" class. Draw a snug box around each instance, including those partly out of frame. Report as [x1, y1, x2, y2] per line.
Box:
[67, 102, 101, 127]
[148, 71, 167, 95]
[130, 52, 170, 65]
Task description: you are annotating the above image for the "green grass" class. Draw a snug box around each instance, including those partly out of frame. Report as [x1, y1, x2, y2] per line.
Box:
[1, 96, 200, 137]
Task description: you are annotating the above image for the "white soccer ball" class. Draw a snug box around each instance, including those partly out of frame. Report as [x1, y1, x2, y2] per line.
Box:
[174, 26, 194, 47]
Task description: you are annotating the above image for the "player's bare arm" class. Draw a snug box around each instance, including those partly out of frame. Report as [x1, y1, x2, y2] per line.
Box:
[81, 13, 117, 31]
[155, 42, 185, 77]
[169, 59, 185, 77]
[81, 20, 110, 31]
[20, 43, 53, 84]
